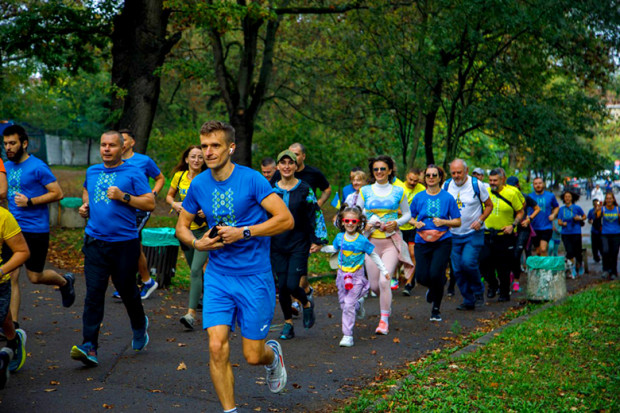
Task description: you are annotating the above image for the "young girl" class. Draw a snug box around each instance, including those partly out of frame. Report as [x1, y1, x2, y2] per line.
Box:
[323, 205, 389, 347]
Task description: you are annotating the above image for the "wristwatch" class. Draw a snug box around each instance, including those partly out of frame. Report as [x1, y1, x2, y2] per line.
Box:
[123, 193, 131, 203]
[243, 226, 251, 240]
[27, 198, 34, 207]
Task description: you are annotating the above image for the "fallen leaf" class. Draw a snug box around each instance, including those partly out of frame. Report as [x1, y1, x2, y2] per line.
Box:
[44, 389, 57, 392]
[292, 383, 301, 389]
[371, 350, 377, 355]
[93, 387, 104, 391]
[50, 380, 60, 385]
[166, 337, 176, 342]
[150, 389, 162, 393]
[103, 404, 114, 409]
[327, 313, 333, 318]
[393, 338, 400, 343]
[177, 343, 187, 347]
[177, 362, 187, 371]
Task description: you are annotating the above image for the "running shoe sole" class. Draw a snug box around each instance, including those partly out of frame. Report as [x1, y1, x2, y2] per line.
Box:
[70, 345, 98, 367]
[141, 280, 159, 300]
[180, 315, 195, 330]
[265, 340, 287, 393]
[8, 329, 26, 372]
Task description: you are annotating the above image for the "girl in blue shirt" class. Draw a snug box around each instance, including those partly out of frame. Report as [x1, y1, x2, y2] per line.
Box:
[410, 165, 461, 322]
[597, 192, 620, 279]
[558, 191, 586, 277]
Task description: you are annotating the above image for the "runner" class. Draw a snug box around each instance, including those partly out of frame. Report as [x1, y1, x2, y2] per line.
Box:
[2, 124, 75, 325]
[558, 190, 586, 278]
[112, 128, 165, 300]
[175, 121, 293, 412]
[597, 191, 620, 280]
[529, 177, 560, 257]
[480, 168, 524, 302]
[71, 131, 154, 367]
[165, 145, 209, 330]
[0, 207, 30, 384]
[260, 157, 276, 181]
[410, 165, 461, 321]
[444, 159, 493, 310]
[587, 199, 603, 263]
[271, 149, 327, 340]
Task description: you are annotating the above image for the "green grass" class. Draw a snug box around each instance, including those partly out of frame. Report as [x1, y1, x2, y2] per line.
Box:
[341, 282, 620, 412]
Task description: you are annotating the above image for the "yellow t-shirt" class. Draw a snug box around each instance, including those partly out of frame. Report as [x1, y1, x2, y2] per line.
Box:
[394, 181, 425, 230]
[486, 185, 524, 230]
[0, 207, 22, 283]
[171, 170, 206, 230]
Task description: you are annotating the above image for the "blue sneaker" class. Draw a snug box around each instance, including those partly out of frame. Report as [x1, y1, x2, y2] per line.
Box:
[71, 342, 98, 367]
[0, 347, 14, 389]
[112, 290, 121, 299]
[132, 316, 149, 351]
[8, 329, 26, 372]
[578, 266, 585, 276]
[279, 323, 295, 340]
[60, 273, 76, 307]
[140, 279, 158, 300]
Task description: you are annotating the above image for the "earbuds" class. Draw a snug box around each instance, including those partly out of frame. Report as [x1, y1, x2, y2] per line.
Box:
[229, 148, 234, 155]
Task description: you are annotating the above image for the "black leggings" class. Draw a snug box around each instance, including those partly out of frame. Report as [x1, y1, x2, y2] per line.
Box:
[271, 250, 309, 320]
[561, 234, 582, 264]
[414, 238, 452, 309]
[601, 234, 620, 276]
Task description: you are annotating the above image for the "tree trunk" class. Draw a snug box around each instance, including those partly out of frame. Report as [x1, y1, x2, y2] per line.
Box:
[110, 0, 180, 153]
[229, 114, 254, 165]
[423, 78, 443, 166]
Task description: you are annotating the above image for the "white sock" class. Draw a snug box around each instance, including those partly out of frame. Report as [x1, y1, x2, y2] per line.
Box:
[380, 312, 390, 323]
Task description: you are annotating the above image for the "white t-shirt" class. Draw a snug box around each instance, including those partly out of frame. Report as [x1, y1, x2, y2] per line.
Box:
[446, 176, 489, 235]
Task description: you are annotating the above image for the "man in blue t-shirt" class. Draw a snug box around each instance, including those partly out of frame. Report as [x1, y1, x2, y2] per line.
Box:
[2, 124, 76, 324]
[176, 121, 293, 411]
[110, 129, 165, 300]
[529, 177, 560, 256]
[71, 131, 155, 367]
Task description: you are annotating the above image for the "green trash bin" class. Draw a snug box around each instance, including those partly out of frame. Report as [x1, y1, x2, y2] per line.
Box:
[142, 228, 180, 288]
[526, 256, 567, 301]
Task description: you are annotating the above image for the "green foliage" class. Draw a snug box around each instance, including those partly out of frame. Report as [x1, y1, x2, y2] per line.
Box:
[147, 128, 201, 177]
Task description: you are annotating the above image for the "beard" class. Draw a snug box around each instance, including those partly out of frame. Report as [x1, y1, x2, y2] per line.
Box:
[6, 145, 24, 162]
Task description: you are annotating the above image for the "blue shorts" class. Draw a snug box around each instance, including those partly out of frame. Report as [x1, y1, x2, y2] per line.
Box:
[203, 270, 275, 340]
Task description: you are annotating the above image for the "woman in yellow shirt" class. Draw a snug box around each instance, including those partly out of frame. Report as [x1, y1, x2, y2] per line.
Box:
[166, 146, 208, 330]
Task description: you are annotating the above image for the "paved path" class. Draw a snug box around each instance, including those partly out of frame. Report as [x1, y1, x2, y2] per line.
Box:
[0, 256, 604, 412]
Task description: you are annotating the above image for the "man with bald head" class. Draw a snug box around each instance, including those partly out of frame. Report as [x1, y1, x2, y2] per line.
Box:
[444, 159, 493, 309]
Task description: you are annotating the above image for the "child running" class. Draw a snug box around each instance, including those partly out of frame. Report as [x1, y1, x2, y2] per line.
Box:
[322, 205, 389, 347]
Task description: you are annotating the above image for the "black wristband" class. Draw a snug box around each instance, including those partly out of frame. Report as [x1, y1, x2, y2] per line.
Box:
[27, 198, 34, 207]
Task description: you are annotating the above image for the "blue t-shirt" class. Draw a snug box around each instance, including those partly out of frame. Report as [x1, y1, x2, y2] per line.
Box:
[333, 232, 374, 273]
[84, 162, 152, 242]
[123, 153, 161, 180]
[342, 184, 355, 203]
[410, 190, 461, 244]
[587, 208, 601, 235]
[601, 206, 620, 235]
[528, 191, 559, 231]
[559, 205, 585, 235]
[6, 155, 57, 233]
[182, 164, 275, 275]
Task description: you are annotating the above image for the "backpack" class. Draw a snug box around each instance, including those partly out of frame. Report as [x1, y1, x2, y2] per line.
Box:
[444, 176, 483, 208]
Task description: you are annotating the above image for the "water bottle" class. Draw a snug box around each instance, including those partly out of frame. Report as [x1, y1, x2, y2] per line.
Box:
[344, 274, 353, 291]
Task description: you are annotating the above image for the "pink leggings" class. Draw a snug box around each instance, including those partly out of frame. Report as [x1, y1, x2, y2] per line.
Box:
[364, 237, 400, 314]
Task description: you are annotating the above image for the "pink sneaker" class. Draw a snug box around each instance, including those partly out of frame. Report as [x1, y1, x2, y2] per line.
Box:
[512, 281, 521, 292]
[375, 320, 389, 335]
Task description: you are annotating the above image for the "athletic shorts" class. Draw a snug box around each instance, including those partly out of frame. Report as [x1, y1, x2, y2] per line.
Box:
[1, 232, 49, 273]
[136, 210, 152, 233]
[0, 282, 10, 323]
[401, 229, 416, 245]
[203, 270, 275, 340]
[531, 229, 552, 247]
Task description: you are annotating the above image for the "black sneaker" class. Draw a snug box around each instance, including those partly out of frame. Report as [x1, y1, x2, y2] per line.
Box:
[402, 283, 414, 296]
[303, 301, 316, 329]
[425, 289, 433, 303]
[430, 307, 442, 322]
[0, 347, 13, 389]
[279, 323, 295, 340]
[456, 303, 475, 311]
[60, 273, 76, 307]
[446, 289, 455, 297]
[474, 294, 484, 307]
[487, 288, 497, 299]
[498, 295, 510, 302]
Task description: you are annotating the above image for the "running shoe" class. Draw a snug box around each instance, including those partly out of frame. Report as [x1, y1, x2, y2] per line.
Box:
[132, 316, 149, 351]
[140, 279, 159, 300]
[180, 314, 195, 330]
[279, 323, 295, 340]
[456, 303, 475, 311]
[402, 283, 414, 296]
[291, 301, 301, 317]
[8, 329, 26, 372]
[446, 289, 455, 297]
[512, 281, 521, 292]
[370, 290, 377, 297]
[375, 320, 389, 335]
[390, 278, 399, 290]
[474, 294, 485, 308]
[265, 340, 287, 393]
[356, 297, 366, 320]
[306, 287, 315, 306]
[112, 290, 121, 299]
[71, 342, 98, 367]
[302, 301, 316, 329]
[430, 308, 442, 322]
[570, 267, 577, 279]
[578, 266, 585, 276]
[339, 335, 354, 347]
[60, 273, 76, 307]
[0, 348, 13, 389]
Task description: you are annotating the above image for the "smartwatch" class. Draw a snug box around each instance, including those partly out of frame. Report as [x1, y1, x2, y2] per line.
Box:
[123, 193, 131, 203]
[243, 226, 251, 240]
[27, 198, 34, 207]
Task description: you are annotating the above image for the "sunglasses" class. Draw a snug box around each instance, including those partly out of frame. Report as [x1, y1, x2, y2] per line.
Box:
[342, 219, 360, 224]
[373, 167, 387, 172]
[426, 173, 439, 178]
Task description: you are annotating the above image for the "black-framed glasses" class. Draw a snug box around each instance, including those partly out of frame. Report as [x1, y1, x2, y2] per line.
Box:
[426, 173, 439, 178]
[373, 167, 387, 172]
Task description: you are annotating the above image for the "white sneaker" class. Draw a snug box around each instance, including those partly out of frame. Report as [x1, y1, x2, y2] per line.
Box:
[265, 340, 287, 393]
[356, 297, 366, 320]
[339, 335, 354, 347]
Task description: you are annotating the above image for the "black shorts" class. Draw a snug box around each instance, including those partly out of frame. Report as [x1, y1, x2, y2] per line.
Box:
[531, 229, 552, 247]
[401, 229, 416, 244]
[136, 210, 152, 233]
[1, 232, 50, 273]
